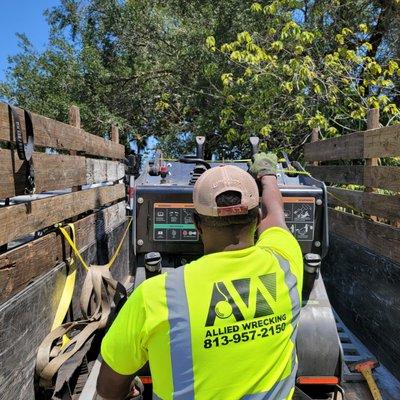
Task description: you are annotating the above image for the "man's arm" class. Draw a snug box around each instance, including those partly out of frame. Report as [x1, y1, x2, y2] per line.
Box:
[96, 284, 148, 399]
[258, 175, 287, 234]
[249, 152, 287, 234]
[97, 361, 134, 400]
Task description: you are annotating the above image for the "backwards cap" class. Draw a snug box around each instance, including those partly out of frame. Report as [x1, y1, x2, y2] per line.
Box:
[193, 165, 259, 217]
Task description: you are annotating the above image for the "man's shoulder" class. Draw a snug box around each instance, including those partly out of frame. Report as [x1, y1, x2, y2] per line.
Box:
[138, 264, 195, 293]
[256, 227, 303, 274]
[257, 226, 294, 243]
[137, 272, 167, 295]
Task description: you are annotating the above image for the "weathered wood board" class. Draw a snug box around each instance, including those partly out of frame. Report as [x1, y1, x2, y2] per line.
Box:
[329, 208, 400, 264]
[307, 165, 400, 191]
[0, 183, 125, 246]
[0, 103, 125, 159]
[85, 158, 125, 185]
[323, 233, 400, 381]
[0, 220, 130, 400]
[304, 123, 400, 162]
[363, 123, 400, 159]
[0, 201, 126, 303]
[328, 187, 400, 221]
[304, 132, 364, 162]
[0, 149, 124, 198]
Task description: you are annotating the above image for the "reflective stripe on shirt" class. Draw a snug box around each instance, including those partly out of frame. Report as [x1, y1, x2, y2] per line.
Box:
[166, 267, 195, 399]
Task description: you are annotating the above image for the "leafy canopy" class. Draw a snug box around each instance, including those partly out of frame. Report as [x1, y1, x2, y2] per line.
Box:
[1, 0, 400, 158]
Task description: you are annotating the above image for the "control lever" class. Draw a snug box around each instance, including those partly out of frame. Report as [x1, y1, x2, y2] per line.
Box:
[250, 136, 260, 156]
[144, 252, 162, 273]
[281, 151, 293, 170]
[304, 253, 321, 274]
[149, 150, 162, 176]
[196, 136, 206, 159]
[303, 253, 322, 300]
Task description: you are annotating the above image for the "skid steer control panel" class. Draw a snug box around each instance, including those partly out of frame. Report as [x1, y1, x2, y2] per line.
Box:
[135, 175, 327, 266]
[152, 198, 315, 243]
[153, 203, 198, 242]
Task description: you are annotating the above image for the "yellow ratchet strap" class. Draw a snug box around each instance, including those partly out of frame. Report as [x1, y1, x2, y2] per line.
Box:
[51, 218, 131, 335]
[51, 223, 79, 347]
[104, 217, 133, 269]
[59, 224, 90, 271]
[58, 217, 133, 271]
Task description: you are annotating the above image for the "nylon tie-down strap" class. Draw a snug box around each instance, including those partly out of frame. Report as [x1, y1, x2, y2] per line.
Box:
[36, 218, 133, 390]
[8, 105, 36, 194]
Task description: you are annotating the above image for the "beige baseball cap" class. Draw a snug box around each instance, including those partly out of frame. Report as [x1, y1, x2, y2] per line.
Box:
[193, 165, 259, 217]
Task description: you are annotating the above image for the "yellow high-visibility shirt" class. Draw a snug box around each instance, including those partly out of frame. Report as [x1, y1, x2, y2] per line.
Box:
[101, 227, 303, 400]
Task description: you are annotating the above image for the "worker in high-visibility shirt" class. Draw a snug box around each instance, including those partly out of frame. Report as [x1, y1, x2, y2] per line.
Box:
[97, 153, 303, 400]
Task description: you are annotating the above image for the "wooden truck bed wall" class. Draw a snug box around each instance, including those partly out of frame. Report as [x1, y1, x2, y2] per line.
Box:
[304, 109, 400, 382]
[0, 103, 131, 400]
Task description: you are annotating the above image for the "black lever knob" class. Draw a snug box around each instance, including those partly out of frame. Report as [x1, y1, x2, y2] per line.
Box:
[144, 252, 162, 272]
[304, 253, 321, 274]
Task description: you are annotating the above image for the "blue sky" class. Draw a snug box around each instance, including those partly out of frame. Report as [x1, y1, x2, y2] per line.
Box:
[0, 1, 59, 81]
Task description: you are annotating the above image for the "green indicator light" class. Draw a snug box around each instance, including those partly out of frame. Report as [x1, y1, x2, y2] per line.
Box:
[154, 224, 196, 229]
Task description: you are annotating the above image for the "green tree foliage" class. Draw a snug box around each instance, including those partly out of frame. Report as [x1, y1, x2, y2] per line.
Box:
[210, 0, 400, 155]
[1, 0, 400, 158]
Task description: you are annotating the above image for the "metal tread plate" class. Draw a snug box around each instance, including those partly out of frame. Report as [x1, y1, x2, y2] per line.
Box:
[334, 311, 400, 399]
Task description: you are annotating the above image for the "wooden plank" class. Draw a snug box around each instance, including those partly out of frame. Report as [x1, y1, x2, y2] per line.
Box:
[0, 149, 125, 198]
[69, 105, 82, 193]
[304, 109, 400, 162]
[328, 187, 400, 220]
[329, 208, 400, 263]
[310, 127, 320, 166]
[0, 183, 125, 245]
[364, 123, 400, 158]
[86, 158, 125, 185]
[307, 165, 400, 191]
[0, 103, 125, 159]
[365, 109, 380, 200]
[111, 124, 119, 144]
[307, 165, 363, 185]
[0, 202, 126, 303]
[363, 166, 400, 191]
[0, 222, 130, 400]
[304, 132, 364, 162]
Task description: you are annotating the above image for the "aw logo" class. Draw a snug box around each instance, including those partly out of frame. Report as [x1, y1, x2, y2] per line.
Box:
[205, 273, 277, 326]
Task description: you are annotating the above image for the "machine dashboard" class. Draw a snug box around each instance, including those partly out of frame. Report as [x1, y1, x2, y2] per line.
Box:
[153, 203, 198, 242]
[151, 198, 316, 244]
[134, 156, 328, 262]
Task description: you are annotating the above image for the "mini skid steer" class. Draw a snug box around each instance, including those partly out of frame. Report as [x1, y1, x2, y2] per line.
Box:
[130, 136, 344, 400]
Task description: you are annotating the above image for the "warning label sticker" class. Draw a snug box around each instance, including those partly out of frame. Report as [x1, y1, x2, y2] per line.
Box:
[283, 197, 315, 242]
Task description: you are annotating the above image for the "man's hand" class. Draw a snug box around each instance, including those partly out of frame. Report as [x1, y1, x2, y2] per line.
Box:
[249, 152, 278, 179]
